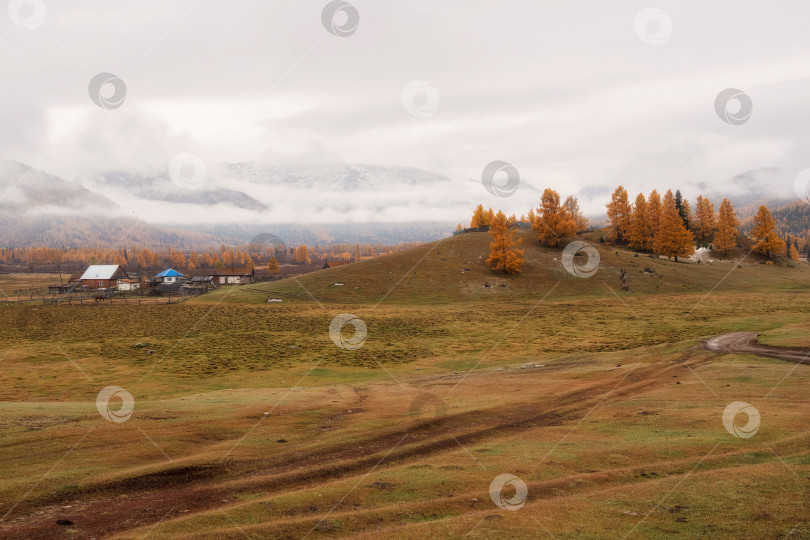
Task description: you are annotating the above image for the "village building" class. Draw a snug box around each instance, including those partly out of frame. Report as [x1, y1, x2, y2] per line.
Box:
[47, 284, 71, 294]
[155, 268, 184, 284]
[183, 275, 215, 295]
[188, 275, 214, 287]
[191, 267, 255, 285]
[79, 265, 130, 290]
[117, 279, 141, 292]
[213, 267, 255, 285]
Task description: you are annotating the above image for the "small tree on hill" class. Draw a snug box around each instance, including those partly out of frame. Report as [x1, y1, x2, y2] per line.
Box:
[713, 198, 738, 256]
[533, 188, 576, 247]
[606, 186, 631, 242]
[267, 257, 280, 274]
[486, 210, 524, 274]
[653, 190, 695, 262]
[751, 206, 786, 259]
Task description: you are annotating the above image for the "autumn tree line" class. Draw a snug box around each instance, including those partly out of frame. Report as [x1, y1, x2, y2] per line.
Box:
[0, 242, 418, 274]
[605, 186, 792, 261]
[473, 186, 800, 275]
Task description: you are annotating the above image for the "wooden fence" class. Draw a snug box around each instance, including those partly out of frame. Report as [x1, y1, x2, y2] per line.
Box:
[0, 292, 188, 306]
[39, 296, 187, 306]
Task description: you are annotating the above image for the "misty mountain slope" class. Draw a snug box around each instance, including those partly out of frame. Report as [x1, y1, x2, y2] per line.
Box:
[190, 221, 454, 245]
[0, 215, 217, 249]
[0, 161, 455, 246]
[0, 162, 217, 248]
[222, 162, 453, 191]
[91, 171, 268, 211]
[0, 161, 115, 212]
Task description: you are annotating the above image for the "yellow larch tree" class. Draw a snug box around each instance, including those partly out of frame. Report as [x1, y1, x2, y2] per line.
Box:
[486, 210, 524, 274]
[563, 195, 589, 233]
[627, 193, 651, 252]
[470, 204, 486, 227]
[533, 188, 576, 247]
[294, 245, 311, 264]
[693, 195, 716, 244]
[751, 205, 786, 259]
[647, 189, 663, 239]
[653, 190, 695, 262]
[605, 186, 631, 242]
[713, 198, 739, 256]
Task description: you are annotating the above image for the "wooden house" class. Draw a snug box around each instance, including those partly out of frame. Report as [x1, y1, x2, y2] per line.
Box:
[155, 268, 184, 284]
[79, 265, 129, 290]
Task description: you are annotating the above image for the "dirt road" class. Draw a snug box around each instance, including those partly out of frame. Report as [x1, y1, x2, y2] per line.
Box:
[704, 332, 810, 363]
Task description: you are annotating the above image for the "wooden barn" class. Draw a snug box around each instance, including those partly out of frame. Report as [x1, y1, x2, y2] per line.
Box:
[79, 265, 130, 290]
[190, 268, 254, 286]
[213, 267, 254, 285]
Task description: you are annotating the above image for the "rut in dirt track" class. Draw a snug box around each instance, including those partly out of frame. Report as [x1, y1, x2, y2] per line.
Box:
[704, 332, 810, 363]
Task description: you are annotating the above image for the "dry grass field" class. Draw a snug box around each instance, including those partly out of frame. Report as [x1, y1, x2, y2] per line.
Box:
[0, 232, 808, 539]
[0, 274, 63, 296]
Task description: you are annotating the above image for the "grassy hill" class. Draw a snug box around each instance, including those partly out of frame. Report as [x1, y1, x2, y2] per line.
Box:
[202, 230, 810, 306]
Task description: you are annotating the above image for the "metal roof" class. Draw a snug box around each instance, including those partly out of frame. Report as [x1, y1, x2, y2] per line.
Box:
[155, 268, 184, 278]
[79, 265, 123, 280]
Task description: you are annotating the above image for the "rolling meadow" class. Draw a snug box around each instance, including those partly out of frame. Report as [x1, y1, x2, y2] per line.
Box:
[0, 231, 808, 539]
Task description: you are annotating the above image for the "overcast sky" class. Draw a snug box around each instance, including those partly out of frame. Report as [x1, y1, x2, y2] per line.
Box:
[3, 0, 810, 223]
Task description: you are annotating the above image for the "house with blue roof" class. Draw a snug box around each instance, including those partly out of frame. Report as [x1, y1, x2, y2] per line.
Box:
[155, 268, 185, 284]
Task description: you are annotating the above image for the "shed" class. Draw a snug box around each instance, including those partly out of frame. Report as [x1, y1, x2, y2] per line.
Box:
[184, 275, 215, 294]
[48, 284, 70, 294]
[118, 279, 141, 291]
